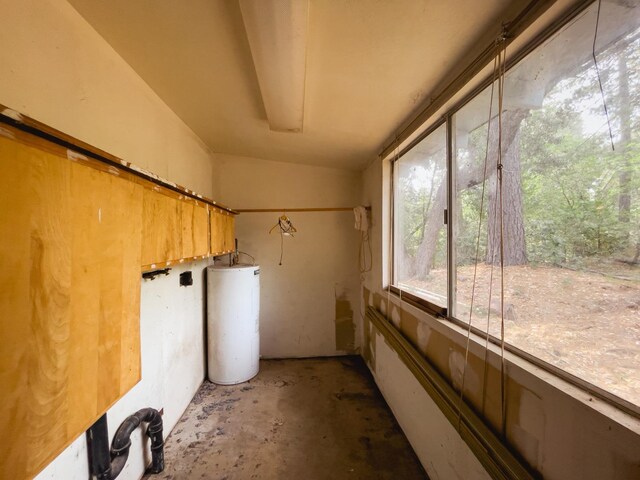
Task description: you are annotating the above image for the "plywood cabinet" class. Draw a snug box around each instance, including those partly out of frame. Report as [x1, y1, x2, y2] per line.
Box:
[0, 132, 142, 479]
[141, 190, 214, 269]
[210, 208, 236, 255]
[141, 188, 182, 268]
[0, 118, 235, 478]
[180, 199, 210, 259]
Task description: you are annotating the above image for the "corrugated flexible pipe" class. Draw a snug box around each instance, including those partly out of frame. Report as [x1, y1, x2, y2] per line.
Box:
[87, 408, 164, 479]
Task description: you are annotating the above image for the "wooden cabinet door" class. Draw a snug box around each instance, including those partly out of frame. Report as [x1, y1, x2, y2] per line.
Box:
[210, 208, 235, 255]
[180, 199, 209, 260]
[0, 132, 142, 479]
[141, 189, 212, 269]
[141, 187, 181, 269]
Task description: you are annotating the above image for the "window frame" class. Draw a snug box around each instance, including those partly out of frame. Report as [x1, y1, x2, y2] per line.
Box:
[390, 118, 449, 317]
[387, 0, 640, 419]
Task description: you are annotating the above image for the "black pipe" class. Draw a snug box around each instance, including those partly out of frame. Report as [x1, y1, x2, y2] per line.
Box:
[111, 408, 165, 477]
[86, 414, 113, 480]
[87, 408, 164, 479]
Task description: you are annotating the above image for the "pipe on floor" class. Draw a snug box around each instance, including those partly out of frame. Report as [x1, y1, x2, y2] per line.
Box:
[87, 408, 165, 479]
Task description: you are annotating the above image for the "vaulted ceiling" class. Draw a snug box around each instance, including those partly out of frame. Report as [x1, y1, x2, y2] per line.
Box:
[68, 0, 529, 170]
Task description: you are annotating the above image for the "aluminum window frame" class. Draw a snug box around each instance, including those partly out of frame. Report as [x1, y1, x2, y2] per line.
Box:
[390, 118, 449, 317]
[388, 0, 640, 419]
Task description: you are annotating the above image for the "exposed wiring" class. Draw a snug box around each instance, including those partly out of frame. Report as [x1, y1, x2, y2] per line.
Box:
[279, 232, 284, 266]
[237, 251, 256, 266]
[359, 229, 373, 274]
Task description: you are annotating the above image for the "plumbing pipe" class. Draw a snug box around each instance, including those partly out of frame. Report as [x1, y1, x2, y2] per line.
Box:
[87, 408, 164, 479]
[86, 414, 113, 480]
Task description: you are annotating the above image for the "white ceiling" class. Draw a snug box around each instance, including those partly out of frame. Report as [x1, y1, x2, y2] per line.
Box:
[68, 0, 529, 170]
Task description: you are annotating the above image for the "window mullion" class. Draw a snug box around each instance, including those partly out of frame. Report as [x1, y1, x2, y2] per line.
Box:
[446, 114, 456, 319]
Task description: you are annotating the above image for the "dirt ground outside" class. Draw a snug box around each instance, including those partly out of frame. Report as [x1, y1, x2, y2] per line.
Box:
[403, 262, 640, 408]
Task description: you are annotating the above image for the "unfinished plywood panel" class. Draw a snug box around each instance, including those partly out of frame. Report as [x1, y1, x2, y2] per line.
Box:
[142, 190, 212, 269]
[210, 208, 235, 255]
[141, 187, 182, 269]
[180, 199, 209, 259]
[0, 130, 142, 479]
[67, 162, 143, 436]
[0, 133, 70, 479]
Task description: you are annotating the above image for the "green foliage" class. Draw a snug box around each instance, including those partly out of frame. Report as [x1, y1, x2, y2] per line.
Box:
[518, 44, 640, 266]
[455, 37, 640, 270]
[397, 33, 640, 278]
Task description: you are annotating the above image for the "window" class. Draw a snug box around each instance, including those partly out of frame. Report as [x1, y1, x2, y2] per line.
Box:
[391, 0, 640, 412]
[393, 123, 447, 309]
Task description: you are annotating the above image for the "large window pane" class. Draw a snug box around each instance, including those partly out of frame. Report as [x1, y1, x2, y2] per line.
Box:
[393, 123, 447, 306]
[454, 0, 640, 407]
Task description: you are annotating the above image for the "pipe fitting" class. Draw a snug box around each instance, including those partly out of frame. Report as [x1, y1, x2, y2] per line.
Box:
[87, 408, 164, 480]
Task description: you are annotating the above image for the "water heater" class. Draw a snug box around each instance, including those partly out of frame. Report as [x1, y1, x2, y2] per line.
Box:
[206, 264, 260, 384]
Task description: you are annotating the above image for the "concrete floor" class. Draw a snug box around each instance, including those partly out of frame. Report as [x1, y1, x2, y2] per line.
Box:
[146, 356, 427, 479]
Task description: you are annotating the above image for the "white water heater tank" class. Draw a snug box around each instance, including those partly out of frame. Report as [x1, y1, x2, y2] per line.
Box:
[206, 264, 260, 384]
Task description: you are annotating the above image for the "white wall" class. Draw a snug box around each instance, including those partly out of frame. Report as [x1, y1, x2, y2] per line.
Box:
[370, 325, 490, 480]
[0, 1, 217, 478]
[360, 157, 640, 480]
[0, 0, 215, 199]
[217, 154, 362, 358]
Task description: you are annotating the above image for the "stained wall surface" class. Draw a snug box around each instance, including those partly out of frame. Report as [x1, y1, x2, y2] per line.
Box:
[0, 1, 218, 479]
[360, 157, 640, 479]
[216, 153, 362, 358]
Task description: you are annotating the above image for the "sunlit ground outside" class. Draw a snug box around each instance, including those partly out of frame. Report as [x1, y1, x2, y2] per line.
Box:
[403, 262, 640, 407]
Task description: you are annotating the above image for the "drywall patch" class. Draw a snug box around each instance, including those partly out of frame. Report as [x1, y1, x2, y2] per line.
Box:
[379, 298, 387, 315]
[390, 305, 401, 328]
[373, 292, 388, 316]
[416, 321, 431, 353]
[449, 349, 466, 392]
[335, 290, 355, 352]
[399, 309, 419, 348]
[448, 348, 479, 396]
[362, 316, 376, 371]
[361, 288, 376, 369]
[511, 385, 544, 469]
